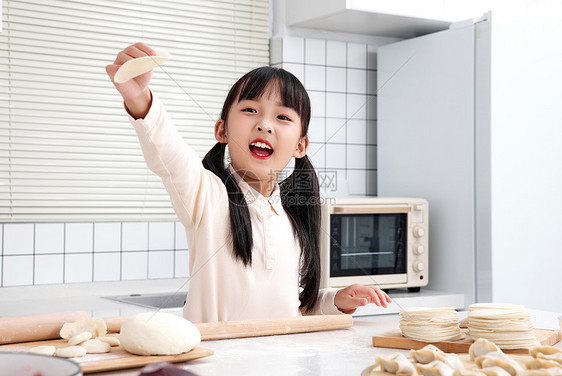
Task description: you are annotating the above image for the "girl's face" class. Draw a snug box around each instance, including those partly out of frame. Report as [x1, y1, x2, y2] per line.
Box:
[214, 85, 308, 191]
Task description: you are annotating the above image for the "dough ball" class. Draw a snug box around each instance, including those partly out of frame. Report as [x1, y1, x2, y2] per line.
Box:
[120, 312, 200, 356]
[97, 336, 120, 347]
[55, 345, 87, 358]
[68, 331, 92, 346]
[29, 345, 56, 356]
[81, 339, 111, 354]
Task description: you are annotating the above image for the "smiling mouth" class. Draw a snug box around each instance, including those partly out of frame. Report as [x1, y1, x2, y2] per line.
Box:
[249, 141, 273, 158]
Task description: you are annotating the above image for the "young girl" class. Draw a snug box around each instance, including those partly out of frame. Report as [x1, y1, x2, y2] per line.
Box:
[106, 43, 392, 323]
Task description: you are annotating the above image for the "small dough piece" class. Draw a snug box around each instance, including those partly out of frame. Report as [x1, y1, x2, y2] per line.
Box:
[29, 345, 56, 356]
[60, 317, 107, 339]
[81, 339, 111, 354]
[376, 353, 417, 376]
[119, 312, 201, 356]
[97, 336, 120, 347]
[114, 52, 170, 84]
[55, 345, 87, 358]
[68, 331, 92, 346]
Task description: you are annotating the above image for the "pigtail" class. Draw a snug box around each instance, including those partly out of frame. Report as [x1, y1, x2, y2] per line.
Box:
[202, 142, 253, 266]
[280, 155, 321, 313]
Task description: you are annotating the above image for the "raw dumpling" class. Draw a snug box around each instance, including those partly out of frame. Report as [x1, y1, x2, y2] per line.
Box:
[519, 370, 562, 376]
[376, 353, 417, 376]
[538, 353, 562, 366]
[530, 346, 562, 358]
[478, 366, 512, 376]
[526, 358, 562, 370]
[411, 345, 446, 364]
[416, 360, 455, 376]
[469, 338, 504, 360]
[453, 370, 487, 376]
[476, 356, 524, 376]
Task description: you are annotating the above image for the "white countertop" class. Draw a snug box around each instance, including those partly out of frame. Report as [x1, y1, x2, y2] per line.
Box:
[0, 282, 560, 376]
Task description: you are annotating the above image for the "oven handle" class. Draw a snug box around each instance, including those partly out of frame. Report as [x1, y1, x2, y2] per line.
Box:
[332, 206, 411, 213]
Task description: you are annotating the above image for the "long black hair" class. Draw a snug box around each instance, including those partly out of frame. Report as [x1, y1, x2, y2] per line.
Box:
[201, 66, 321, 313]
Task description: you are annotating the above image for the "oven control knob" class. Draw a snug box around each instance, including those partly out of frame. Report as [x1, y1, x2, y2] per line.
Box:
[413, 227, 425, 238]
[413, 244, 425, 255]
[413, 262, 425, 272]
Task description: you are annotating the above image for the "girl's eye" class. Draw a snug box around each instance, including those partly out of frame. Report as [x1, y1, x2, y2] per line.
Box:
[277, 115, 291, 121]
[242, 108, 256, 113]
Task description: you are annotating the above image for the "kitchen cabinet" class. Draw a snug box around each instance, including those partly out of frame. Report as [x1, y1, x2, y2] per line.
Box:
[377, 10, 562, 313]
[285, 0, 452, 38]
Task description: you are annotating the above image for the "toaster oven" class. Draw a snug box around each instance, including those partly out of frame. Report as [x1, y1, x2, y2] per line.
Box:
[320, 197, 429, 291]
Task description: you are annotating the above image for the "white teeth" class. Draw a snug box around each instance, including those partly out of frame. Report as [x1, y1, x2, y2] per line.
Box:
[250, 142, 272, 150]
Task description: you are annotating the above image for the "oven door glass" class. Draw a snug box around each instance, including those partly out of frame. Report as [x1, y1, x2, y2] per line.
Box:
[329, 213, 407, 277]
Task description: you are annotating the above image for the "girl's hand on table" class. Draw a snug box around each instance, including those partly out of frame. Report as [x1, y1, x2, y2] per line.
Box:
[334, 284, 392, 314]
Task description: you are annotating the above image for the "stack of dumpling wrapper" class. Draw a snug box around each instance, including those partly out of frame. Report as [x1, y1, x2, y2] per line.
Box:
[468, 303, 541, 349]
[400, 307, 465, 342]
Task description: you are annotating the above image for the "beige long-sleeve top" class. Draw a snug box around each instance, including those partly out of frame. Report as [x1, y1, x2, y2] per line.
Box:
[128, 95, 341, 323]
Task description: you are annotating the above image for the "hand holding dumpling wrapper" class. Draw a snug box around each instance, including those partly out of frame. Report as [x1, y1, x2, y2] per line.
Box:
[113, 51, 171, 83]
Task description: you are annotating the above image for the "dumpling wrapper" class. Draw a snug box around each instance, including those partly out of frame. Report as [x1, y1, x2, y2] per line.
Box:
[114, 52, 171, 84]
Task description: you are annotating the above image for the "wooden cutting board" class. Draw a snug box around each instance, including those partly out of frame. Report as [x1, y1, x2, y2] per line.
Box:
[0, 334, 213, 374]
[0, 314, 352, 373]
[372, 328, 561, 354]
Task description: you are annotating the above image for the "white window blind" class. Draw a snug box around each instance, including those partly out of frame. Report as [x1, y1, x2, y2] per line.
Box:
[0, 0, 269, 221]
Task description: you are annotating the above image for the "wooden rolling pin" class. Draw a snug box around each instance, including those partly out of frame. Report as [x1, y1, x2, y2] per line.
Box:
[0, 311, 88, 345]
[196, 314, 353, 340]
[1, 313, 352, 345]
[106, 314, 353, 340]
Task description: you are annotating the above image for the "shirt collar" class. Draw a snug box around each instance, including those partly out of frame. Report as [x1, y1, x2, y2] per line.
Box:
[228, 165, 283, 216]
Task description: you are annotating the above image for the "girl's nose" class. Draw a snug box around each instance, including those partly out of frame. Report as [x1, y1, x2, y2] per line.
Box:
[257, 121, 272, 134]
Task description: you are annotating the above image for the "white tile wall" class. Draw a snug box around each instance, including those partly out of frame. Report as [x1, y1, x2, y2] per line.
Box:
[149, 222, 175, 251]
[122, 222, 148, 251]
[35, 223, 64, 253]
[65, 223, 93, 253]
[64, 253, 93, 283]
[175, 222, 188, 250]
[278, 36, 378, 198]
[93, 252, 121, 282]
[35, 254, 64, 285]
[4, 223, 33, 255]
[3, 255, 33, 286]
[0, 220, 190, 287]
[94, 222, 121, 252]
[148, 250, 174, 279]
[305, 38, 325, 65]
[122, 251, 148, 280]
[327, 41, 346, 67]
[175, 250, 190, 278]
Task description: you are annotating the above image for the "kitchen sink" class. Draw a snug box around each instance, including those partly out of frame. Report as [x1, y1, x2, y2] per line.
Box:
[103, 292, 186, 309]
